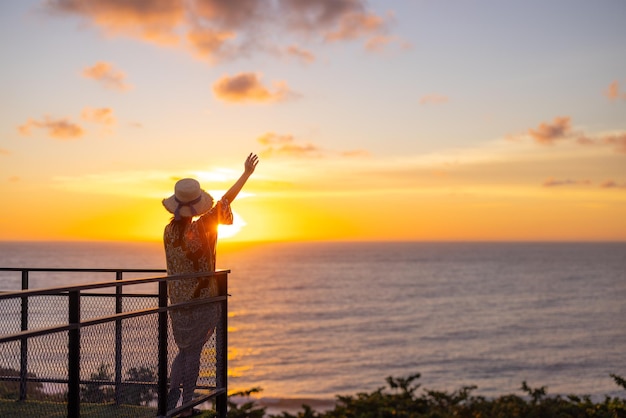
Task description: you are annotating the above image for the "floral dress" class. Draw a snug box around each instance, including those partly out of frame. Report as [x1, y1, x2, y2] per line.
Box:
[163, 199, 233, 349]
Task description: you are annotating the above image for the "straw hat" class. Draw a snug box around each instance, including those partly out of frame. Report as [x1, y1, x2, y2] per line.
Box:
[163, 178, 214, 220]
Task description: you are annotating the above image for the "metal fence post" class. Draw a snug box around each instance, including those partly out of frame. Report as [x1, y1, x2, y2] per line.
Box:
[114, 270, 123, 405]
[215, 272, 228, 418]
[68, 289, 81, 417]
[19, 270, 29, 401]
[157, 279, 169, 416]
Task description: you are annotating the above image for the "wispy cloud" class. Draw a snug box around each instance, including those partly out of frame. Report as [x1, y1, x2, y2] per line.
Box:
[542, 178, 626, 190]
[599, 133, 626, 154]
[50, 167, 257, 198]
[0, 148, 10, 156]
[600, 180, 626, 189]
[257, 132, 296, 146]
[257, 132, 370, 159]
[528, 116, 572, 145]
[542, 178, 591, 187]
[605, 80, 620, 100]
[18, 107, 118, 139]
[213, 73, 295, 103]
[576, 133, 626, 154]
[257, 132, 321, 158]
[604, 80, 626, 101]
[44, 0, 398, 62]
[83, 61, 132, 91]
[81, 107, 116, 126]
[285, 45, 315, 64]
[519, 116, 626, 155]
[186, 27, 235, 61]
[324, 11, 385, 41]
[18, 116, 84, 139]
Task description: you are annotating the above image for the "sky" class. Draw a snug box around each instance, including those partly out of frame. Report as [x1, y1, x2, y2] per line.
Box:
[1, 0, 625, 242]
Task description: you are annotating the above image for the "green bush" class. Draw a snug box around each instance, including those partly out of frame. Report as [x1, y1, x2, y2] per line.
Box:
[224, 373, 626, 418]
[79, 363, 157, 405]
[119, 366, 157, 406]
[80, 364, 115, 403]
[0, 367, 45, 400]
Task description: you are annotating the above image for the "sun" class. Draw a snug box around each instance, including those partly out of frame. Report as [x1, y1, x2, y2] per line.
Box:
[218, 211, 247, 239]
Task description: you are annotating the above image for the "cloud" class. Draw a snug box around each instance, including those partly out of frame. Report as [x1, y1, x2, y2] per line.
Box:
[192, 0, 264, 28]
[0, 148, 10, 156]
[213, 73, 295, 103]
[17, 108, 118, 140]
[542, 178, 591, 187]
[285, 45, 315, 64]
[257, 132, 321, 158]
[18, 116, 84, 139]
[528, 116, 572, 144]
[261, 143, 320, 158]
[186, 27, 235, 61]
[81, 107, 116, 126]
[519, 116, 626, 155]
[600, 180, 626, 189]
[324, 11, 385, 41]
[45, 0, 184, 44]
[605, 80, 620, 100]
[257, 132, 295, 145]
[419, 94, 449, 105]
[257, 132, 369, 159]
[283, 1, 393, 46]
[575, 135, 595, 146]
[576, 132, 626, 154]
[365, 34, 398, 52]
[601, 133, 626, 154]
[44, 0, 397, 62]
[604, 80, 626, 101]
[83, 61, 132, 91]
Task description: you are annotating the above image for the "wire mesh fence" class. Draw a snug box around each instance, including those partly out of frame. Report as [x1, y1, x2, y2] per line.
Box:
[0, 268, 228, 418]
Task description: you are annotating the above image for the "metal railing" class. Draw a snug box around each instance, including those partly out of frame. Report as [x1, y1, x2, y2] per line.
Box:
[0, 267, 228, 417]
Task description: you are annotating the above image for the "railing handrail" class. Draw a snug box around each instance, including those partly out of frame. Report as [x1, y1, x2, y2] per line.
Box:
[0, 268, 230, 300]
[0, 294, 228, 344]
[0, 267, 229, 417]
[0, 267, 167, 273]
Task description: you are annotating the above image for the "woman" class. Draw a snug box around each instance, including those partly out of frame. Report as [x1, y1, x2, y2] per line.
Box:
[162, 153, 258, 415]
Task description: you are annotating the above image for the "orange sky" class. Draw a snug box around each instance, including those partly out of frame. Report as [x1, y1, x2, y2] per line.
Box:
[1, 147, 625, 242]
[1, 1, 625, 242]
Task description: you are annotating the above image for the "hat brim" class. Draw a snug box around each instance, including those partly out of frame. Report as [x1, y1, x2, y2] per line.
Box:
[162, 190, 214, 218]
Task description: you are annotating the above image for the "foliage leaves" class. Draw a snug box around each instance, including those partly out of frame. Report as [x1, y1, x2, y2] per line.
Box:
[80, 363, 157, 405]
[0, 367, 46, 400]
[225, 372, 626, 418]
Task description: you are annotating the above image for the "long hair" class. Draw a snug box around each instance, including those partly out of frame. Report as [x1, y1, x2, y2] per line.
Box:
[169, 216, 193, 244]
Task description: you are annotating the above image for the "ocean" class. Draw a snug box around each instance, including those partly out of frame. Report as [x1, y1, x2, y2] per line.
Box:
[0, 241, 625, 409]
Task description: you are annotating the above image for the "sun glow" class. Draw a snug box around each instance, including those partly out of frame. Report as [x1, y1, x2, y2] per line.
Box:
[218, 211, 247, 239]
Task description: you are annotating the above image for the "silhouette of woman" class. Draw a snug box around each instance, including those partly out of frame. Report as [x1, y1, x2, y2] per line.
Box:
[162, 153, 258, 415]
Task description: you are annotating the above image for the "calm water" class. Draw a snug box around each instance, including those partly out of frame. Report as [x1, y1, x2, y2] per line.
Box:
[0, 241, 625, 404]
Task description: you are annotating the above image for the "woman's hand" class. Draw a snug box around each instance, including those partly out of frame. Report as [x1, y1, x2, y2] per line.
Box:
[244, 153, 259, 176]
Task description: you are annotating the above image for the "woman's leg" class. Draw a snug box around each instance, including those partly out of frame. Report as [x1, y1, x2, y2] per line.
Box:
[181, 342, 204, 405]
[168, 350, 184, 409]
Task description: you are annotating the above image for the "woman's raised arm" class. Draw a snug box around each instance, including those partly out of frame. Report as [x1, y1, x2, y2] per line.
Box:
[222, 153, 259, 203]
